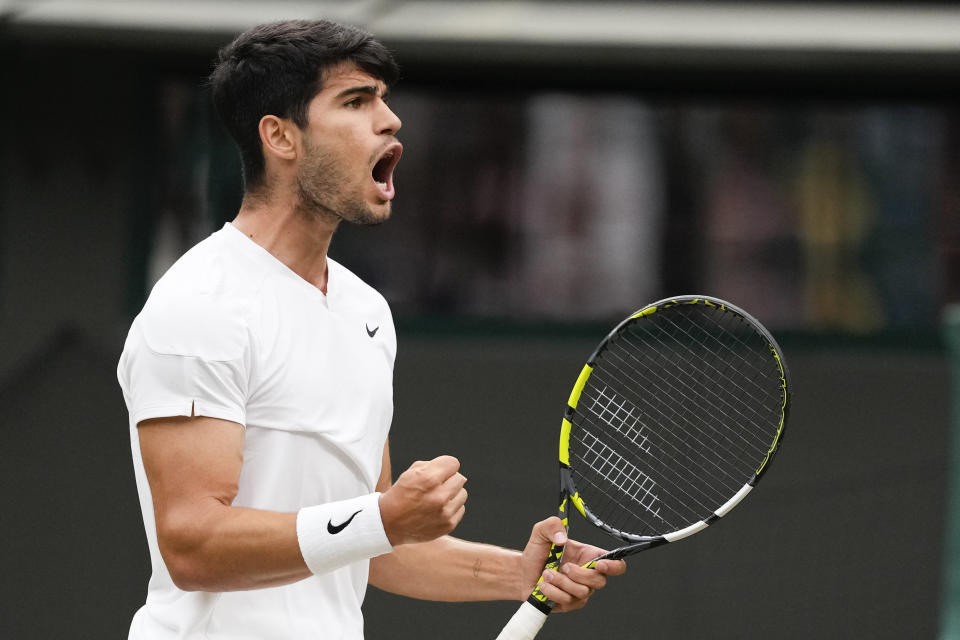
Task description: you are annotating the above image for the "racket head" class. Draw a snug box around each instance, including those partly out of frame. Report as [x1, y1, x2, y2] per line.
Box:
[559, 295, 790, 546]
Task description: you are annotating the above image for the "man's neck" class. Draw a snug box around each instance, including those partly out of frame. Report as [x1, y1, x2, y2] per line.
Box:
[231, 191, 339, 294]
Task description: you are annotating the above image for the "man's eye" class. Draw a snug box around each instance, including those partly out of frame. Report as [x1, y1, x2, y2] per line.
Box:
[345, 98, 363, 108]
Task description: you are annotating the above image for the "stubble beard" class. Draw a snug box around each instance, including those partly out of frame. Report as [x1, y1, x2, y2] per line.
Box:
[296, 140, 389, 227]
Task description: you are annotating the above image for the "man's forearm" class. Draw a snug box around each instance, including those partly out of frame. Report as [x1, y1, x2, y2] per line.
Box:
[368, 536, 523, 602]
[161, 493, 393, 592]
[159, 502, 309, 592]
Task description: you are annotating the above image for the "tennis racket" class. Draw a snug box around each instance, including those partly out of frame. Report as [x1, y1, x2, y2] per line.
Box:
[496, 295, 790, 639]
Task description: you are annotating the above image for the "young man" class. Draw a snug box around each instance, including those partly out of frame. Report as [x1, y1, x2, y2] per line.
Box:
[118, 19, 625, 638]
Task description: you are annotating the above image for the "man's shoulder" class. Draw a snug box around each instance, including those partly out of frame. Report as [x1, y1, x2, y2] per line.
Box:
[135, 232, 255, 361]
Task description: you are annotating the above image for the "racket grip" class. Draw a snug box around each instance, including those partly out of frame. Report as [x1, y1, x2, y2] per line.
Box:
[495, 601, 549, 640]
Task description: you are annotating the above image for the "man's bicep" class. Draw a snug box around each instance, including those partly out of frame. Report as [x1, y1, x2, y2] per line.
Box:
[136, 416, 310, 591]
[138, 415, 245, 517]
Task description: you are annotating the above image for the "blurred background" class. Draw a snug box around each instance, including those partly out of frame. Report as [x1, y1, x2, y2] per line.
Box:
[1, 0, 959, 637]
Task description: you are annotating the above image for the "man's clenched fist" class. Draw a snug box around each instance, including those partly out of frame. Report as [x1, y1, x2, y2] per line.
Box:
[379, 455, 468, 546]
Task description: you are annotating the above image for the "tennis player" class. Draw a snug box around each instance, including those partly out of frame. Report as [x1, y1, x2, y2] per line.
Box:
[117, 18, 625, 640]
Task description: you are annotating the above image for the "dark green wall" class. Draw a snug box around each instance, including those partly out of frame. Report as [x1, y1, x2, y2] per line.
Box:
[0, 331, 947, 639]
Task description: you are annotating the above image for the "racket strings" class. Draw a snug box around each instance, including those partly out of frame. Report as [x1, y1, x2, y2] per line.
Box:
[572, 387, 749, 534]
[685, 304, 775, 378]
[568, 305, 785, 537]
[572, 453, 679, 535]
[599, 336, 771, 481]
[580, 383, 733, 514]
[576, 430, 669, 523]
[626, 315, 780, 442]
[665, 306, 783, 412]
[628, 309, 782, 449]
[615, 312, 780, 468]
[598, 352, 766, 471]
[572, 385, 733, 533]
[572, 432, 709, 535]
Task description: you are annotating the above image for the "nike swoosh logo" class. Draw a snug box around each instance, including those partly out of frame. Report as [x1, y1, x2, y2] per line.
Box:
[366, 324, 379, 338]
[327, 509, 363, 535]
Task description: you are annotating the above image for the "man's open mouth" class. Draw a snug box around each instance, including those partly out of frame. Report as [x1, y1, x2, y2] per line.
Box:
[371, 143, 403, 200]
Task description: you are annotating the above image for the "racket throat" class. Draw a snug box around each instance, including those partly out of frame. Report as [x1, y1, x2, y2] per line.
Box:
[589, 538, 668, 563]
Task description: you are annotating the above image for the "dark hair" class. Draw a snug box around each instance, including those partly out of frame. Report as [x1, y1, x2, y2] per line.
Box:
[209, 19, 399, 190]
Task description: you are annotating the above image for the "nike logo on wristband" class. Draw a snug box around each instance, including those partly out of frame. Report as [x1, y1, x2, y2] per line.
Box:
[366, 324, 379, 337]
[327, 509, 363, 535]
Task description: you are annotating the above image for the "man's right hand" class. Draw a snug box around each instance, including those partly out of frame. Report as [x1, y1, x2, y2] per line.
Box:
[378, 455, 468, 546]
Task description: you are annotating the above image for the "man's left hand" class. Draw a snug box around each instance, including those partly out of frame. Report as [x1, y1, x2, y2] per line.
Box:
[518, 517, 627, 612]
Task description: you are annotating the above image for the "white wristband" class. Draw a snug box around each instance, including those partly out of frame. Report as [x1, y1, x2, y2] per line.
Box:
[296, 492, 393, 576]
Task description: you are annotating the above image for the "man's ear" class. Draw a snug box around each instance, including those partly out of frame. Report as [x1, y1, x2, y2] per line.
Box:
[258, 115, 299, 162]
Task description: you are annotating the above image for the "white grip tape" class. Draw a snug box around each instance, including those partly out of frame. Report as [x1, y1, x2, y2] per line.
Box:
[495, 601, 549, 640]
[296, 492, 393, 576]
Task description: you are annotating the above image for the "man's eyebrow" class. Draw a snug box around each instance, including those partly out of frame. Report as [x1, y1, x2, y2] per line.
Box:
[334, 85, 389, 100]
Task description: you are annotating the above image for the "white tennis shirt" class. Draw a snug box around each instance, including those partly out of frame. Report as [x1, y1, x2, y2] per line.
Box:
[118, 222, 396, 639]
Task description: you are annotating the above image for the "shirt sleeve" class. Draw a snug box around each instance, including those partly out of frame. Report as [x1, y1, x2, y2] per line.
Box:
[118, 291, 250, 427]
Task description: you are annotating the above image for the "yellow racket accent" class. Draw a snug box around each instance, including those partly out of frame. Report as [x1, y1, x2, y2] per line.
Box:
[567, 364, 593, 409]
[756, 346, 789, 475]
[570, 491, 586, 517]
[530, 582, 550, 606]
[559, 419, 572, 465]
[634, 297, 727, 319]
[560, 365, 592, 466]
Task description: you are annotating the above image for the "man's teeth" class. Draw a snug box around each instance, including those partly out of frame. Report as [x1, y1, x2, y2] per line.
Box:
[375, 180, 387, 188]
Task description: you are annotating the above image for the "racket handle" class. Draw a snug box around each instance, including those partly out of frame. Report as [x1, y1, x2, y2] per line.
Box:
[495, 601, 549, 640]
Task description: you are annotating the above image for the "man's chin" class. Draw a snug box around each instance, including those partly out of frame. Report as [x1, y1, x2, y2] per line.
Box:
[344, 202, 391, 226]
